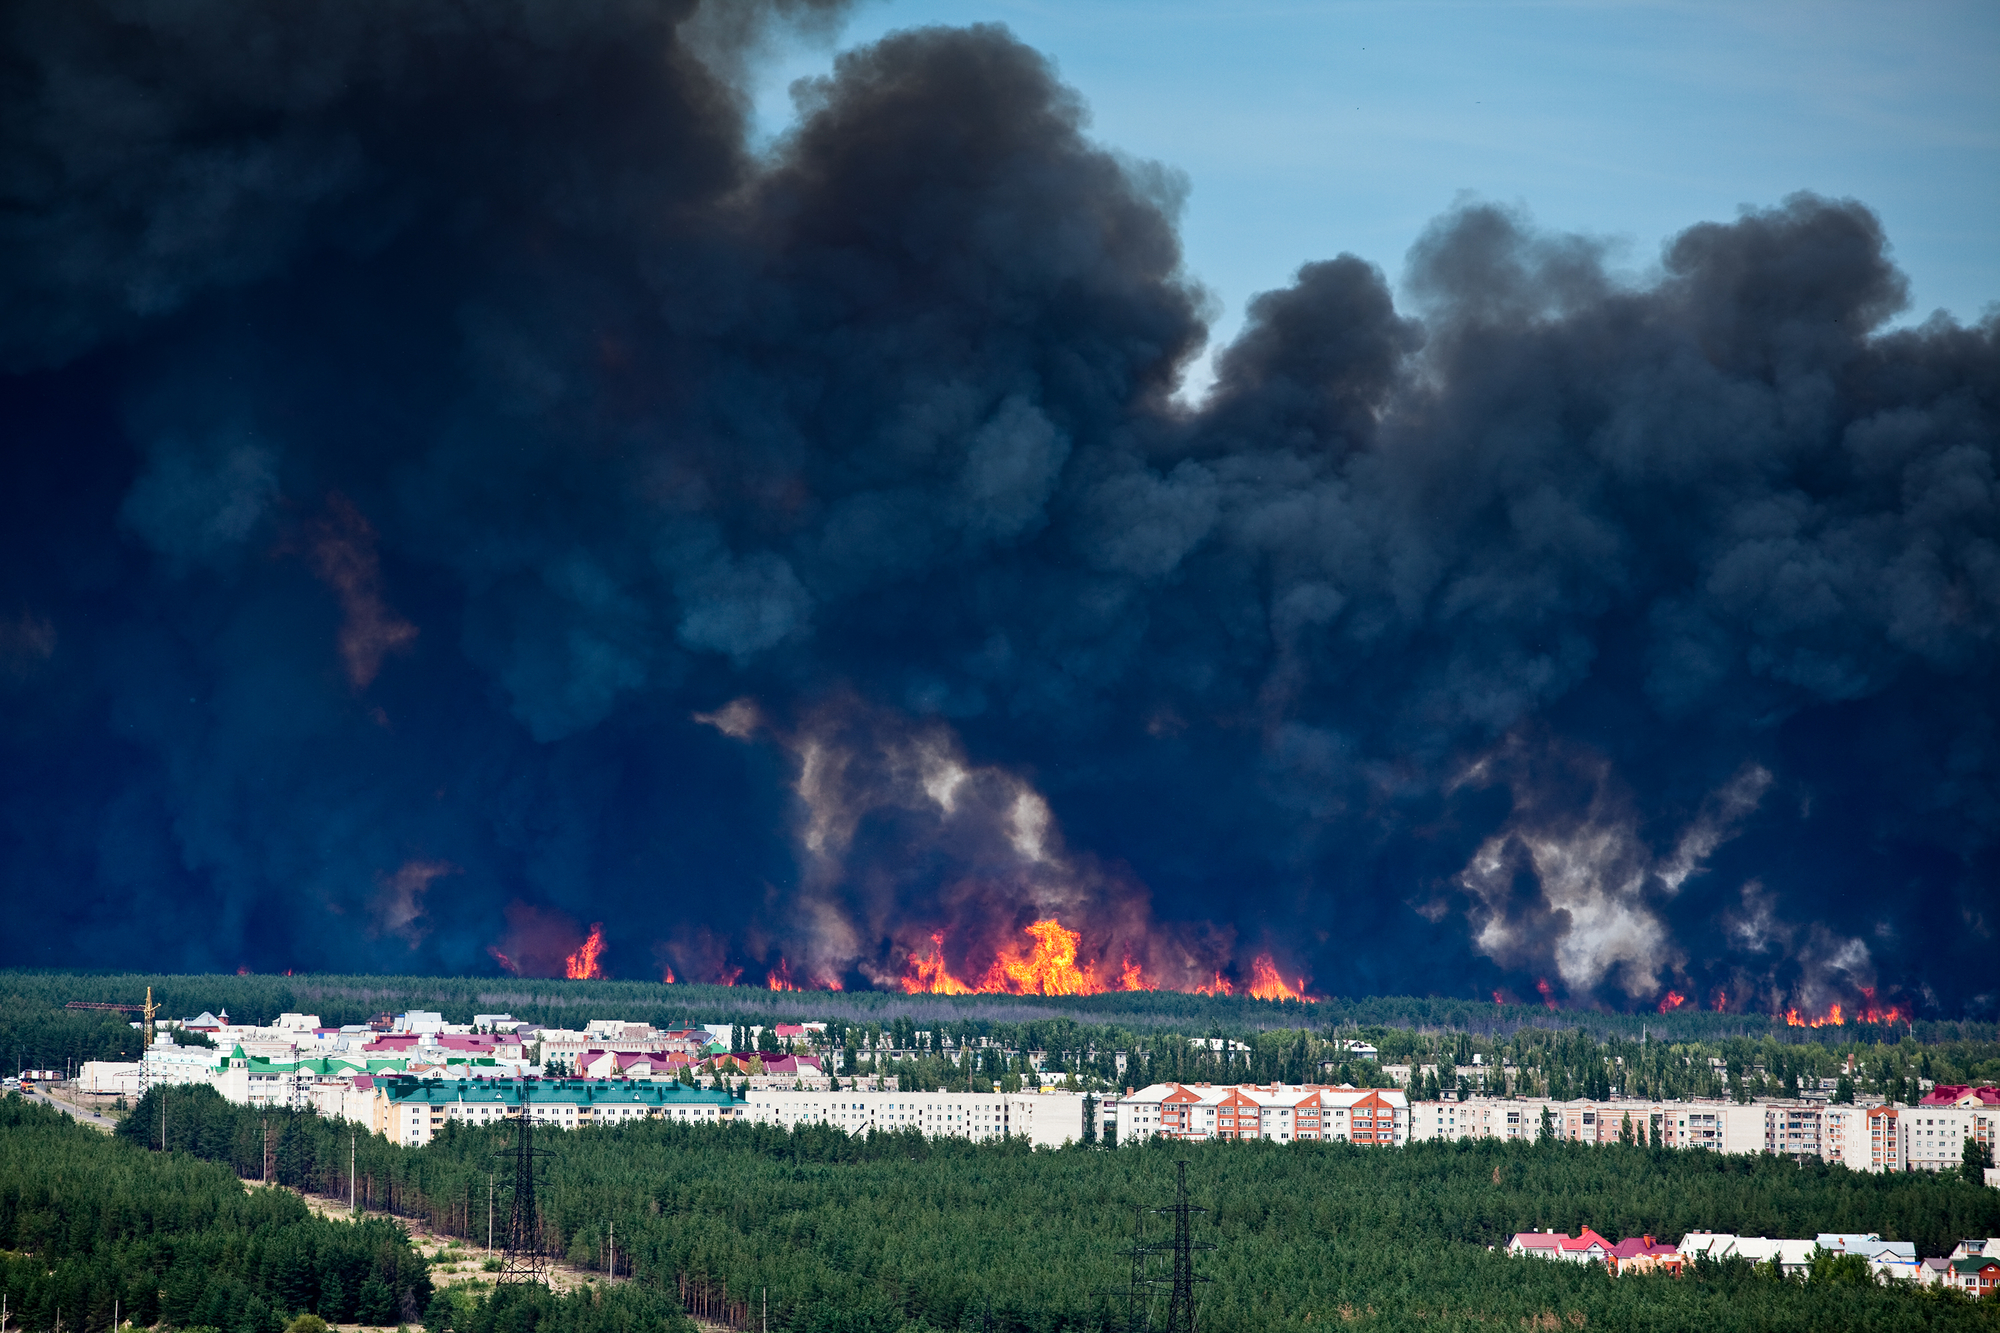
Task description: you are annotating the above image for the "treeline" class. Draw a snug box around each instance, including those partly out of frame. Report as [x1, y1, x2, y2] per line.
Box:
[0, 970, 1327, 1043]
[23, 969, 1995, 1061]
[127, 1086, 2000, 1333]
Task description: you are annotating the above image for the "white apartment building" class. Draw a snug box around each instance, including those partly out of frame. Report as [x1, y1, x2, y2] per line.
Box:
[1109, 1083, 1408, 1145]
[744, 1087, 1085, 1148]
[1412, 1100, 1536, 1142]
[1409, 1098, 1831, 1158]
[1900, 1105, 1993, 1172]
[1408, 1095, 1998, 1176]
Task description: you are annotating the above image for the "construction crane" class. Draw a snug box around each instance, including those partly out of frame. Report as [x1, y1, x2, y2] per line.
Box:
[66, 986, 161, 1049]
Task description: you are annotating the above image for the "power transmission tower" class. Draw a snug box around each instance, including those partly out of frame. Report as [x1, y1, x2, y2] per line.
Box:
[1114, 1204, 1153, 1333]
[1148, 1162, 1213, 1333]
[495, 1098, 552, 1286]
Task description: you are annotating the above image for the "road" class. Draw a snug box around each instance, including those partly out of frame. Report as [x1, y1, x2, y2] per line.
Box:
[18, 1085, 117, 1133]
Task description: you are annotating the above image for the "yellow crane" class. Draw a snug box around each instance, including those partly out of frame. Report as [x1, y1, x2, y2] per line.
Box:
[65, 986, 161, 1049]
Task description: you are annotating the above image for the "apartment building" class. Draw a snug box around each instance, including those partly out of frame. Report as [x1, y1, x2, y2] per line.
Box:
[1403, 1096, 1890, 1170]
[743, 1087, 1084, 1149]
[373, 1076, 737, 1147]
[1900, 1104, 1992, 1172]
[1109, 1083, 1408, 1145]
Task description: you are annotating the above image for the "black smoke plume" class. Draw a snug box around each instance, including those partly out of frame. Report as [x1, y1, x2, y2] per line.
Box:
[2, 0, 1995, 1017]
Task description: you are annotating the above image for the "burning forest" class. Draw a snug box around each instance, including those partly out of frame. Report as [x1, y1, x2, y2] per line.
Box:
[0, 0, 1995, 1023]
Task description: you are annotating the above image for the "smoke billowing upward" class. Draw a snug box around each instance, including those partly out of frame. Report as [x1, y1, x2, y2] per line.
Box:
[1, 0, 1995, 1017]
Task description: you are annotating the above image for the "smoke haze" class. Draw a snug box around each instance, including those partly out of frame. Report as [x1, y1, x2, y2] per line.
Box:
[1, 0, 1995, 1016]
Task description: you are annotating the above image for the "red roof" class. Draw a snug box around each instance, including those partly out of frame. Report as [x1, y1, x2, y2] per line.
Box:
[1921, 1085, 2000, 1107]
[1511, 1229, 1616, 1257]
[582, 1049, 690, 1071]
[435, 1034, 518, 1052]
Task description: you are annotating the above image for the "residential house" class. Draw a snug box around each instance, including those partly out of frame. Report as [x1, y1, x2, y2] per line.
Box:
[1947, 1256, 2000, 1297]
[1508, 1229, 1616, 1265]
[1606, 1237, 1684, 1275]
[1677, 1233, 1818, 1277]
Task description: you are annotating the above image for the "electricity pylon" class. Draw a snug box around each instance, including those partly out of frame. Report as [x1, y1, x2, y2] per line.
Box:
[1148, 1161, 1213, 1333]
[1098, 1205, 1153, 1333]
[495, 1096, 553, 1286]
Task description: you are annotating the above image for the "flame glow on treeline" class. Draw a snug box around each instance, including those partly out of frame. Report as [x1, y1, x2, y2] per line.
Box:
[1492, 980, 1909, 1026]
[892, 918, 1315, 1001]
[486, 913, 1908, 1022]
[497, 912, 1320, 1000]
[1781, 990, 1908, 1028]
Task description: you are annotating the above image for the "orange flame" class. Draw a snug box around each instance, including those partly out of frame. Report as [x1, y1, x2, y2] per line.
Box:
[1712, 990, 1729, 1012]
[1535, 979, 1557, 1011]
[1246, 955, 1313, 1002]
[1854, 988, 1909, 1025]
[661, 965, 676, 984]
[767, 958, 800, 991]
[715, 965, 743, 986]
[564, 923, 607, 979]
[899, 919, 1113, 996]
[488, 946, 520, 976]
[1783, 1002, 1849, 1028]
[901, 931, 978, 994]
[982, 919, 1096, 995]
[1658, 990, 1686, 1013]
[891, 919, 1318, 1001]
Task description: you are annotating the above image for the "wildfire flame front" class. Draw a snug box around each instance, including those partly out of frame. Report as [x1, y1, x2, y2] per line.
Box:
[564, 923, 607, 980]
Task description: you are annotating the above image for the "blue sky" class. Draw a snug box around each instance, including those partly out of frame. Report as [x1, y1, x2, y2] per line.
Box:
[753, 0, 1999, 393]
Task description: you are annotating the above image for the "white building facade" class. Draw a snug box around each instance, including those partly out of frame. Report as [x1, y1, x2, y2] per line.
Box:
[744, 1087, 1085, 1148]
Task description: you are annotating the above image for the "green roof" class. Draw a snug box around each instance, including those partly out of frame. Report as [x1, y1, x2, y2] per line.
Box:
[1951, 1257, 2000, 1274]
[382, 1078, 735, 1108]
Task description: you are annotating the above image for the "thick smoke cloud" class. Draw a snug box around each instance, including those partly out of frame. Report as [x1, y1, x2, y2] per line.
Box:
[1, 1, 1995, 1015]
